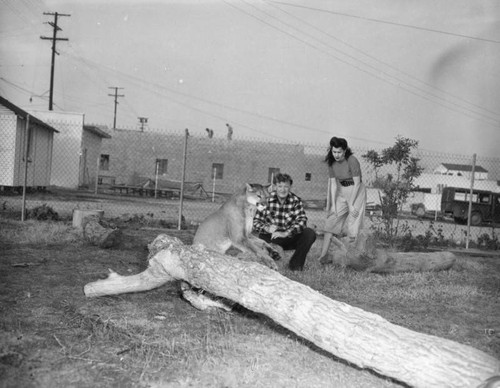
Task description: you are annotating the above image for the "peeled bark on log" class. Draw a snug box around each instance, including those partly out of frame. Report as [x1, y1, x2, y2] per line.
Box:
[84, 234, 499, 388]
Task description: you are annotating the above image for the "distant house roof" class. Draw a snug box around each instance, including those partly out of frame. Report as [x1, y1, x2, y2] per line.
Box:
[0, 96, 59, 133]
[440, 163, 488, 173]
[83, 125, 112, 139]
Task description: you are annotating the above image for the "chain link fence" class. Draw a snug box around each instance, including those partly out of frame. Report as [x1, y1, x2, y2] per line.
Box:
[1, 117, 499, 247]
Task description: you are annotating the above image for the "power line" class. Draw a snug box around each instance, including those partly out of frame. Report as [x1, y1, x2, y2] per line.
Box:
[0, 76, 49, 102]
[55, 43, 138, 120]
[62, 43, 498, 147]
[63, 52, 319, 131]
[40, 11, 70, 110]
[37, 9, 496, 146]
[265, 0, 500, 121]
[241, 0, 500, 125]
[226, 1, 500, 127]
[62, 51, 386, 144]
[267, 1, 500, 44]
[1, 1, 36, 27]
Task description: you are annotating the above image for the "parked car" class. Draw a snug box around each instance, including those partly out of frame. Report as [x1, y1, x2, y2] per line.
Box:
[441, 186, 500, 226]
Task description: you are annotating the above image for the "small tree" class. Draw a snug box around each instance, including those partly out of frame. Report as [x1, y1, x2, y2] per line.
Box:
[362, 149, 384, 185]
[362, 136, 424, 247]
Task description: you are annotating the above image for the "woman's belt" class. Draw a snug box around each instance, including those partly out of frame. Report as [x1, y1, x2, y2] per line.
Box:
[339, 179, 355, 187]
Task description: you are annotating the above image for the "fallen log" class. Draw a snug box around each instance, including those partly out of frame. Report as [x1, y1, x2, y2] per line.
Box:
[84, 234, 499, 388]
[326, 233, 456, 273]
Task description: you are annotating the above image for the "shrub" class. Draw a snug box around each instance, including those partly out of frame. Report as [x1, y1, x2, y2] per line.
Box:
[362, 136, 424, 247]
[27, 204, 59, 221]
[477, 232, 499, 250]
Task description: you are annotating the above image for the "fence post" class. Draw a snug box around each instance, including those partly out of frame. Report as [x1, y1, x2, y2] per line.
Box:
[212, 166, 216, 202]
[94, 156, 100, 195]
[465, 154, 476, 249]
[21, 114, 30, 221]
[154, 160, 159, 199]
[178, 129, 189, 230]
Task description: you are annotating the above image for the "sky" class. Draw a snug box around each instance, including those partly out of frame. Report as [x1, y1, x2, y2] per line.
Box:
[1, 0, 500, 158]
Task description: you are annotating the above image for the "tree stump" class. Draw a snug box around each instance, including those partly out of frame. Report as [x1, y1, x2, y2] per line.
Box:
[72, 209, 104, 228]
[84, 234, 499, 388]
[326, 233, 456, 273]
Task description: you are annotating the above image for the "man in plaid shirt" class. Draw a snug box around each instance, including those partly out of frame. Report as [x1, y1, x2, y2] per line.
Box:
[253, 173, 317, 271]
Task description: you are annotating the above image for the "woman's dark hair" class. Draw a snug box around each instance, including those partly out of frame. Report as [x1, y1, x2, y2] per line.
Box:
[324, 137, 353, 166]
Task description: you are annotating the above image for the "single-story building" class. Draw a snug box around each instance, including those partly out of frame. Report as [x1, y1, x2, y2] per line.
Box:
[100, 128, 329, 198]
[0, 96, 58, 189]
[433, 163, 488, 180]
[82, 125, 112, 188]
[28, 111, 111, 189]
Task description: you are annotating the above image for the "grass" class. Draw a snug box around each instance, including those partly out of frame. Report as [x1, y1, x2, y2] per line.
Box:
[0, 219, 81, 246]
[0, 218, 499, 387]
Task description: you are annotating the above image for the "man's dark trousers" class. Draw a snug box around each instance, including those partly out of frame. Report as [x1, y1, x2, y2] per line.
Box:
[258, 227, 316, 271]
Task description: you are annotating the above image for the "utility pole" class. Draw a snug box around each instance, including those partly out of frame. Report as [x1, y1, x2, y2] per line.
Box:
[40, 12, 70, 111]
[138, 117, 148, 132]
[108, 87, 124, 129]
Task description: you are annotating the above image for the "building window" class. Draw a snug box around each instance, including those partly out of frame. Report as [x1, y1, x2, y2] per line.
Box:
[156, 159, 168, 175]
[212, 163, 224, 179]
[100, 154, 110, 171]
[305, 172, 312, 181]
[268, 167, 280, 183]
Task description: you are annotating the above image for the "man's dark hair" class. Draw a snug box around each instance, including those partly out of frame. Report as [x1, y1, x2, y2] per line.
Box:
[275, 173, 293, 186]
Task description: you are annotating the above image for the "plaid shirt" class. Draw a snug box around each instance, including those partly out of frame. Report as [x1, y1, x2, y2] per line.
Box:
[253, 191, 308, 236]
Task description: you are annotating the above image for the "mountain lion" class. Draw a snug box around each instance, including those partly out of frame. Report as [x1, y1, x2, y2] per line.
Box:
[193, 183, 279, 270]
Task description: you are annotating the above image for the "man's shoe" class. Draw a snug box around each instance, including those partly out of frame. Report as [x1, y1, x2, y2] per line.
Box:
[267, 243, 283, 261]
[270, 250, 281, 261]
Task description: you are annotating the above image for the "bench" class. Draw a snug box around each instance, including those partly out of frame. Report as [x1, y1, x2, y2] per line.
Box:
[110, 185, 180, 198]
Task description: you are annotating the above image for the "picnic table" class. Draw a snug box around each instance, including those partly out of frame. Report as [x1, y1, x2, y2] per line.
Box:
[110, 178, 208, 200]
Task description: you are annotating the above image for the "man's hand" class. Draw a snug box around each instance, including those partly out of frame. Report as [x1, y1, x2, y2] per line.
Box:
[271, 231, 290, 240]
[268, 225, 278, 233]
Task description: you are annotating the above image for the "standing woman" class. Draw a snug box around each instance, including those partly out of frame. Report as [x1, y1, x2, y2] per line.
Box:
[318, 137, 367, 264]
